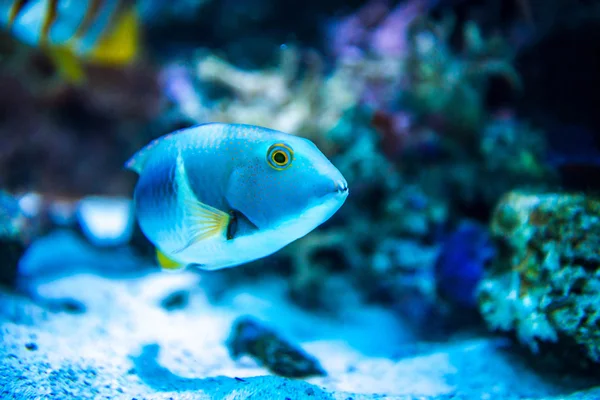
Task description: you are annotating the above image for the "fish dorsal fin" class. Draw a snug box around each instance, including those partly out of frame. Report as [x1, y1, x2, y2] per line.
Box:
[126, 126, 220, 174]
[125, 136, 163, 174]
[172, 151, 231, 254]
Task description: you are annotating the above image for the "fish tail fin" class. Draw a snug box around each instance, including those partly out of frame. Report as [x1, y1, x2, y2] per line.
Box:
[46, 46, 87, 85]
[156, 248, 185, 270]
[86, 6, 139, 66]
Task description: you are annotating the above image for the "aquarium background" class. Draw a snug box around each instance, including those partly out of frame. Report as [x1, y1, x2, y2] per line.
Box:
[1, 0, 600, 399]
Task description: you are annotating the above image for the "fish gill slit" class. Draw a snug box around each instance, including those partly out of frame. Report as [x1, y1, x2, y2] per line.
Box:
[227, 210, 238, 240]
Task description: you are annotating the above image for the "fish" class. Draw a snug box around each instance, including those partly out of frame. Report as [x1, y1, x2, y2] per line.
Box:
[126, 123, 349, 271]
[0, 0, 140, 84]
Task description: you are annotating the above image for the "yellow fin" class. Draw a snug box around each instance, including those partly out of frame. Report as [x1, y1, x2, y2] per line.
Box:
[172, 151, 231, 254]
[173, 198, 230, 254]
[156, 249, 185, 270]
[87, 7, 139, 65]
[46, 46, 86, 85]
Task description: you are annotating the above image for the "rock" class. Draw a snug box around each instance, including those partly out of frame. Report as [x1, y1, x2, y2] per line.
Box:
[75, 196, 136, 248]
[160, 290, 189, 311]
[24, 342, 37, 351]
[227, 316, 326, 379]
[478, 190, 600, 370]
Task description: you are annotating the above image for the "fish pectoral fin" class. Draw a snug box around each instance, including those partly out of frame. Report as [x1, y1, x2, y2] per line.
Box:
[156, 248, 185, 270]
[46, 46, 86, 85]
[172, 198, 231, 254]
[87, 7, 139, 65]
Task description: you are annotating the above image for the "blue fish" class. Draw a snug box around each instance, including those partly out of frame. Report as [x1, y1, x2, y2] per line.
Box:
[126, 123, 349, 271]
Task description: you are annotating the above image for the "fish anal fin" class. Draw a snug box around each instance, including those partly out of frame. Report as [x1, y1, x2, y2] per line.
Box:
[156, 248, 185, 270]
[87, 7, 139, 65]
[172, 198, 230, 254]
[46, 46, 86, 85]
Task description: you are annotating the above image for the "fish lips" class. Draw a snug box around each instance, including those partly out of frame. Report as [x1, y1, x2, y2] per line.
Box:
[334, 179, 349, 195]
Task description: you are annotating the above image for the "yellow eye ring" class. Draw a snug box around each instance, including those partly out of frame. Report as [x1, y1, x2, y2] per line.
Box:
[267, 143, 294, 170]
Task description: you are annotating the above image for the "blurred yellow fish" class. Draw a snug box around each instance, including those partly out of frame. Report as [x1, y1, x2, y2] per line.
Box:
[0, 0, 140, 84]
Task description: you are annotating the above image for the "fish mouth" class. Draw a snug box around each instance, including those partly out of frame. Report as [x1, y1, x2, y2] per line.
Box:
[334, 179, 349, 195]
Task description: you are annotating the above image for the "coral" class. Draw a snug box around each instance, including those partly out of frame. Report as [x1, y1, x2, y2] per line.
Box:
[0, 191, 30, 288]
[469, 112, 553, 206]
[226, 316, 326, 379]
[478, 191, 600, 368]
[155, 0, 554, 331]
[324, 0, 551, 210]
[328, 0, 521, 142]
[276, 128, 448, 315]
[434, 220, 494, 309]
[0, 192, 154, 292]
[161, 45, 359, 157]
[479, 113, 549, 181]
[400, 17, 520, 139]
[327, 0, 427, 60]
[12, 193, 138, 247]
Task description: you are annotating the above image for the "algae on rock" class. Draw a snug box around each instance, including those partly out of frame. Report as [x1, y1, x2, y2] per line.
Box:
[478, 191, 600, 368]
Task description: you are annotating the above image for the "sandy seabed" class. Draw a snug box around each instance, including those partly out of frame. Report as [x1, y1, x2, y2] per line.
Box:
[0, 232, 598, 400]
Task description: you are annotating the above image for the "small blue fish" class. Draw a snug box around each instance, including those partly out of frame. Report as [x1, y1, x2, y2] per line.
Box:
[126, 123, 349, 271]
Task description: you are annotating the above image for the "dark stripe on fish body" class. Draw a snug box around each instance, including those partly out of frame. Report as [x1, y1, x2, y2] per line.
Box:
[7, 0, 30, 29]
[71, 0, 104, 41]
[227, 210, 238, 240]
[40, 0, 59, 45]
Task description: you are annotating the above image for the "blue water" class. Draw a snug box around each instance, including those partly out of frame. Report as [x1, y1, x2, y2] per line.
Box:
[1, 0, 600, 398]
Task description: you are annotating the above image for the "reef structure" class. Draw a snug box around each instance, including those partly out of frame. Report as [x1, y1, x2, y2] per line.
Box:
[478, 191, 600, 370]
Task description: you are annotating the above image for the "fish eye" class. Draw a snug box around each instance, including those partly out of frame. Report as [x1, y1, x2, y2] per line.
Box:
[267, 143, 294, 170]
